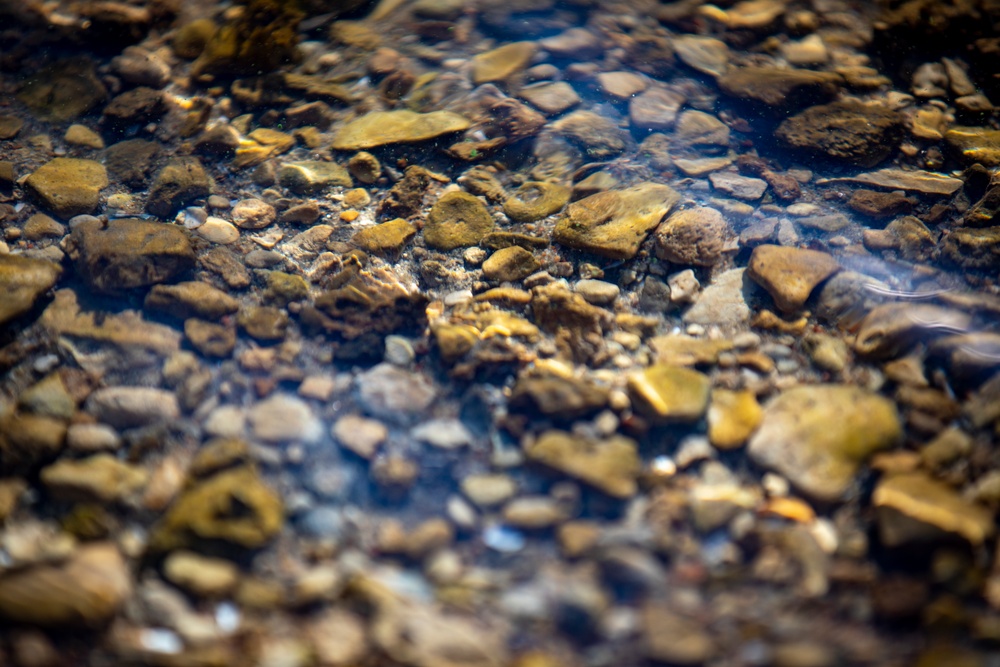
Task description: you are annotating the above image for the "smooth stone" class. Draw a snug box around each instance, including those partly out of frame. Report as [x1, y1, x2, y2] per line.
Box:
[17, 60, 106, 122]
[525, 430, 640, 499]
[356, 363, 437, 424]
[682, 268, 752, 328]
[776, 100, 903, 168]
[943, 226, 1000, 269]
[673, 35, 730, 77]
[627, 364, 711, 423]
[411, 418, 473, 450]
[707, 389, 763, 450]
[518, 81, 580, 115]
[332, 414, 387, 459]
[144, 281, 239, 321]
[504, 181, 570, 222]
[503, 496, 567, 528]
[747, 244, 840, 312]
[673, 110, 730, 148]
[248, 393, 322, 444]
[63, 124, 104, 149]
[0, 255, 62, 326]
[874, 471, 995, 547]
[481, 246, 540, 282]
[551, 110, 627, 159]
[629, 87, 686, 131]
[67, 218, 195, 293]
[540, 27, 602, 58]
[674, 156, 733, 176]
[24, 213, 66, 240]
[184, 319, 236, 358]
[163, 550, 240, 597]
[781, 34, 829, 66]
[747, 384, 902, 501]
[574, 279, 619, 305]
[231, 198, 276, 229]
[146, 158, 213, 218]
[717, 67, 841, 112]
[278, 161, 352, 194]
[642, 602, 716, 665]
[332, 110, 470, 150]
[509, 374, 609, 420]
[461, 473, 517, 508]
[0, 113, 24, 139]
[655, 206, 732, 267]
[24, 158, 108, 218]
[40, 454, 148, 504]
[352, 219, 417, 253]
[708, 172, 768, 201]
[553, 182, 680, 259]
[19, 373, 74, 420]
[648, 335, 731, 366]
[197, 216, 240, 244]
[237, 305, 289, 342]
[853, 303, 973, 358]
[596, 71, 648, 100]
[424, 190, 494, 250]
[87, 387, 180, 429]
[66, 423, 121, 452]
[0, 411, 67, 474]
[473, 42, 536, 85]
[104, 138, 160, 187]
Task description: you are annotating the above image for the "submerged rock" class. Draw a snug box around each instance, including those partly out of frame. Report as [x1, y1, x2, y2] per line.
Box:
[24, 158, 108, 218]
[332, 110, 470, 150]
[0, 255, 62, 326]
[525, 430, 640, 499]
[146, 158, 213, 218]
[424, 190, 494, 250]
[776, 100, 904, 168]
[627, 364, 711, 423]
[874, 471, 995, 547]
[747, 244, 840, 312]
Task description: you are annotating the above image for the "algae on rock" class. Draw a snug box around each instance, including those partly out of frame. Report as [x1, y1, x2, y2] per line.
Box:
[191, 0, 303, 78]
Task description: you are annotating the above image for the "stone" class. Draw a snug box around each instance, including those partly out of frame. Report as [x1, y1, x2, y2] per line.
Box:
[307, 608, 369, 666]
[551, 110, 627, 159]
[0, 113, 24, 139]
[943, 226, 1000, 269]
[332, 110, 471, 150]
[86, 387, 180, 429]
[149, 466, 283, 552]
[648, 335, 731, 366]
[332, 414, 387, 459]
[540, 27, 602, 58]
[629, 87, 686, 131]
[111, 45, 171, 88]
[462, 473, 517, 508]
[163, 550, 240, 597]
[0, 543, 130, 627]
[17, 60, 107, 122]
[853, 303, 972, 358]
[248, 393, 322, 444]
[509, 374, 609, 420]
[198, 216, 241, 244]
[67, 218, 195, 293]
[63, 124, 104, 149]
[654, 206, 732, 266]
[747, 244, 840, 312]
[104, 139, 160, 187]
[708, 172, 768, 201]
[185, 319, 236, 358]
[0, 411, 67, 474]
[24, 213, 66, 240]
[238, 306, 289, 342]
[627, 365, 711, 423]
[776, 101, 903, 168]
[717, 67, 841, 113]
[525, 430, 640, 499]
[574, 279, 619, 305]
[473, 42, 536, 85]
[278, 161, 352, 194]
[803, 332, 851, 372]
[517, 82, 580, 116]
[40, 454, 148, 504]
[424, 191, 494, 250]
[847, 189, 912, 219]
[747, 384, 902, 501]
[352, 219, 417, 254]
[682, 268, 752, 328]
[412, 418, 474, 450]
[874, 471, 995, 547]
[673, 110, 730, 148]
[553, 182, 680, 259]
[101, 87, 166, 135]
[144, 281, 239, 321]
[146, 158, 213, 218]
[231, 198, 276, 229]
[482, 246, 540, 282]
[945, 126, 1000, 166]
[596, 71, 649, 100]
[503, 181, 570, 223]
[357, 363, 437, 424]
[24, 158, 108, 218]
[0, 254, 62, 326]
[642, 603, 715, 665]
[19, 374, 75, 420]
[348, 151, 382, 184]
[503, 496, 567, 528]
[707, 389, 763, 450]
[673, 35, 729, 77]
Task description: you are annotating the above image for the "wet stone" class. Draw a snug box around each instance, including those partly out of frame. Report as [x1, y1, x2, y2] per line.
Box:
[0, 412, 67, 474]
[237, 306, 289, 342]
[503, 181, 570, 222]
[473, 41, 536, 85]
[747, 244, 840, 312]
[655, 206, 732, 267]
[163, 550, 239, 598]
[424, 190, 494, 250]
[231, 198, 276, 229]
[708, 172, 768, 201]
[86, 387, 180, 429]
[144, 281, 239, 321]
[24, 213, 66, 241]
[629, 87, 686, 131]
[357, 363, 437, 424]
[853, 303, 972, 359]
[351, 218, 417, 254]
[748, 384, 902, 501]
[0, 114, 24, 139]
[596, 71, 648, 100]
[332, 110, 471, 150]
[627, 364, 711, 423]
[551, 110, 627, 159]
[717, 67, 841, 113]
[574, 279, 619, 305]
[104, 139, 160, 187]
[482, 246, 540, 282]
[0, 255, 62, 326]
[874, 471, 995, 547]
[332, 414, 387, 460]
[278, 161, 352, 194]
[248, 393, 322, 445]
[776, 101, 904, 168]
[673, 35, 730, 77]
[943, 226, 1000, 269]
[525, 430, 640, 499]
[184, 319, 236, 358]
[682, 267, 752, 328]
[24, 158, 108, 218]
[101, 87, 166, 135]
[673, 110, 730, 148]
[642, 603, 716, 665]
[847, 189, 912, 219]
[64, 124, 104, 149]
[17, 60, 107, 122]
[40, 454, 148, 504]
[707, 389, 763, 450]
[146, 158, 213, 219]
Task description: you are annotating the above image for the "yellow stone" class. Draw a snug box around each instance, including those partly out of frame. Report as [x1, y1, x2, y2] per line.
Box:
[627, 364, 711, 422]
[472, 41, 537, 85]
[649, 335, 733, 366]
[707, 389, 763, 449]
[351, 218, 417, 254]
[874, 471, 996, 546]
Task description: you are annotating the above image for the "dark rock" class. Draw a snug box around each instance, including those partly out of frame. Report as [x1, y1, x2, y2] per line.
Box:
[717, 67, 841, 114]
[104, 139, 160, 187]
[146, 157, 213, 218]
[376, 165, 429, 220]
[847, 189, 913, 219]
[102, 86, 166, 135]
[776, 101, 903, 168]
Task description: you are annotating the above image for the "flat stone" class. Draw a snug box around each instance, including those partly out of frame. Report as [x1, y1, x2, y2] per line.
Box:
[40, 454, 148, 504]
[248, 393, 322, 444]
[525, 430, 640, 499]
[747, 384, 902, 501]
[24, 158, 108, 218]
[574, 279, 619, 305]
[17, 60, 107, 122]
[163, 550, 240, 597]
[278, 161, 352, 194]
[944, 226, 1000, 269]
[627, 364, 711, 423]
[518, 81, 580, 115]
[674, 156, 733, 176]
[40, 289, 181, 354]
[461, 473, 518, 508]
[540, 27, 602, 58]
[874, 471, 995, 547]
[68, 218, 195, 293]
[24, 213, 66, 240]
[596, 71, 648, 100]
[551, 110, 627, 159]
[776, 100, 903, 168]
[655, 206, 732, 266]
[673, 35, 730, 77]
[144, 281, 239, 320]
[0, 255, 62, 326]
[231, 198, 276, 229]
[945, 126, 1000, 166]
[717, 67, 841, 113]
[332, 414, 387, 459]
[509, 374, 609, 420]
[682, 268, 752, 327]
[185, 319, 236, 358]
[673, 110, 730, 148]
[0, 114, 24, 139]
[747, 244, 840, 312]
[708, 172, 768, 201]
[332, 110, 471, 150]
[424, 190, 494, 250]
[87, 387, 180, 429]
[351, 218, 417, 254]
[482, 246, 540, 282]
[64, 124, 104, 149]
[237, 305, 288, 342]
[642, 602, 716, 665]
[630, 87, 686, 131]
[357, 363, 437, 424]
[0, 411, 67, 474]
[554, 182, 680, 259]
[816, 169, 961, 197]
[648, 335, 731, 366]
[707, 389, 763, 450]
[411, 418, 474, 450]
[104, 138, 160, 187]
[473, 42, 536, 85]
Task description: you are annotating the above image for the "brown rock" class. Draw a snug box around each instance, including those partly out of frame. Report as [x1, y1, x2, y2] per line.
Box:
[747, 244, 840, 312]
[654, 206, 732, 266]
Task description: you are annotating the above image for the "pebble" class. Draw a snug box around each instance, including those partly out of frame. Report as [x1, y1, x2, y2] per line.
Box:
[357, 363, 437, 424]
[411, 418, 473, 449]
[197, 216, 240, 244]
[747, 244, 841, 312]
[655, 206, 732, 267]
[86, 387, 180, 429]
[525, 430, 640, 499]
[248, 393, 322, 445]
[462, 473, 518, 508]
[628, 364, 711, 423]
[231, 198, 276, 229]
[709, 172, 768, 201]
[574, 279, 620, 305]
[682, 268, 752, 328]
[40, 454, 148, 504]
[332, 414, 387, 459]
[163, 550, 240, 598]
[874, 472, 995, 546]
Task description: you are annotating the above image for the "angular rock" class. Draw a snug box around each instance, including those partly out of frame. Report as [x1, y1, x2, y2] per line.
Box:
[707, 389, 763, 450]
[673, 35, 729, 77]
[708, 172, 768, 201]
[332, 110, 471, 150]
[554, 182, 680, 259]
[629, 87, 686, 131]
[146, 158, 213, 218]
[682, 268, 752, 328]
[747, 385, 902, 501]
[525, 430, 640, 499]
[0, 255, 62, 326]
[747, 244, 840, 312]
[24, 158, 108, 218]
[40, 454, 148, 504]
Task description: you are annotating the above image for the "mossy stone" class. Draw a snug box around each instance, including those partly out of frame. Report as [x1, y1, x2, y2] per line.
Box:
[627, 364, 711, 423]
[173, 18, 218, 60]
[191, 0, 303, 77]
[503, 181, 571, 222]
[481, 246, 541, 282]
[264, 271, 310, 306]
[424, 191, 494, 250]
[351, 218, 417, 254]
[24, 158, 108, 218]
[238, 305, 289, 342]
[185, 319, 236, 358]
[146, 157, 213, 218]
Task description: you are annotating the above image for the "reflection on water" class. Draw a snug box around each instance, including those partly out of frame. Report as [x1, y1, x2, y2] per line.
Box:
[0, 0, 999, 664]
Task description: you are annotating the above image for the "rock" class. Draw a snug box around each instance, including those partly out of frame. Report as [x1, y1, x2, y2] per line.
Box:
[278, 161, 352, 194]
[673, 35, 729, 77]
[146, 158, 213, 218]
[17, 60, 107, 122]
[596, 71, 648, 100]
[654, 206, 732, 266]
[0, 542, 131, 627]
[307, 608, 370, 666]
[185, 319, 236, 358]
[551, 110, 627, 159]
[682, 268, 752, 327]
[0, 411, 67, 474]
[473, 42, 536, 85]
[519, 82, 581, 115]
[853, 303, 973, 358]
[776, 101, 903, 168]
[0, 254, 62, 326]
[0, 113, 24, 139]
[412, 0, 465, 19]
[462, 473, 518, 508]
[717, 67, 841, 113]
[67, 218, 195, 293]
[707, 389, 763, 450]
[627, 364, 711, 423]
[629, 87, 686, 131]
[847, 189, 912, 219]
[803, 332, 851, 372]
[943, 226, 1000, 269]
[104, 139, 160, 187]
[144, 281, 239, 320]
[708, 172, 768, 201]
[574, 279, 619, 305]
[874, 471, 995, 547]
[553, 182, 680, 259]
[198, 216, 240, 244]
[482, 246, 540, 282]
[231, 198, 276, 229]
[149, 465, 283, 552]
[648, 335, 731, 366]
[503, 496, 567, 529]
[673, 110, 730, 148]
[525, 430, 640, 499]
[350, 219, 416, 254]
[237, 306, 289, 342]
[19, 374, 75, 420]
[248, 393, 322, 444]
[111, 45, 171, 88]
[642, 603, 715, 665]
[424, 191, 494, 250]
[357, 363, 437, 424]
[503, 181, 570, 223]
[945, 126, 1000, 166]
[24, 213, 66, 240]
[412, 418, 474, 450]
[40, 454, 148, 504]
[102, 87, 166, 135]
[332, 110, 470, 150]
[163, 550, 240, 597]
[747, 384, 902, 501]
[64, 124, 104, 149]
[540, 27, 602, 58]
[509, 374, 609, 420]
[87, 387, 180, 428]
[332, 414, 387, 459]
[24, 158, 108, 218]
[747, 244, 841, 312]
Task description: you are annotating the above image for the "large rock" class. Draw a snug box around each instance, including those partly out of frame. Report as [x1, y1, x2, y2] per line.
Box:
[874, 471, 995, 547]
[747, 244, 840, 312]
[747, 385, 902, 501]
[332, 110, 470, 150]
[17, 60, 107, 122]
[24, 158, 108, 218]
[776, 100, 903, 168]
[0, 255, 62, 326]
[654, 206, 732, 266]
[146, 157, 213, 218]
[717, 67, 841, 113]
[554, 182, 680, 259]
[68, 218, 195, 293]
